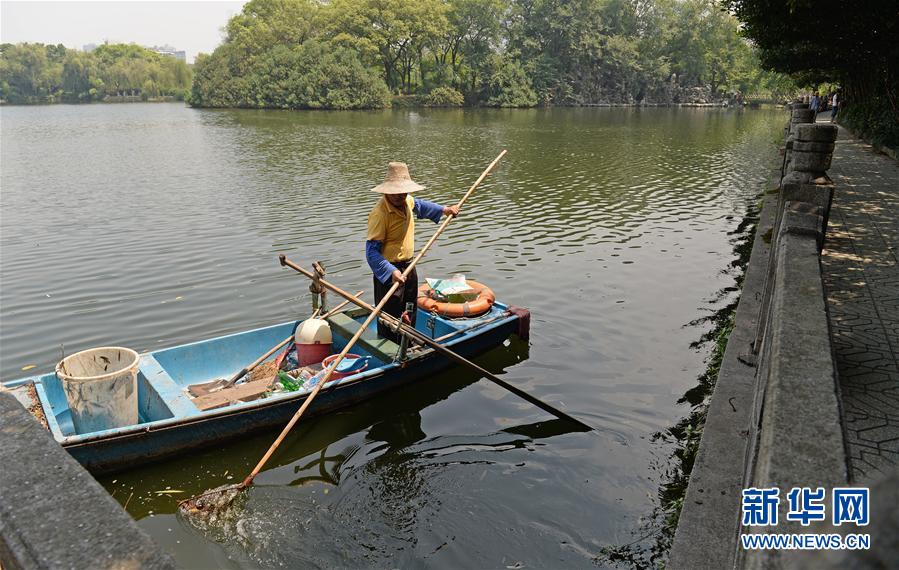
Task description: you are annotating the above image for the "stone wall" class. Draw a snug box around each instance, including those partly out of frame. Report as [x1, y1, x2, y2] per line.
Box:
[0, 392, 175, 569]
[669, 106, 845, 569]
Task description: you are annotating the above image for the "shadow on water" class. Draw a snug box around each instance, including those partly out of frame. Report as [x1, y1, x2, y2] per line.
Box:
[96, 336, 591, 567]
[100, 335, 531, 515]
[594, 195, 761, 569]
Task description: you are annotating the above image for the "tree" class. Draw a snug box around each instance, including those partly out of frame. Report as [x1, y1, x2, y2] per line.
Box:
[0, 42, 190, 103]
[725, 0, 898, 146]
[485, 54, 537, 107]
[186, 0, 788, 109]
[323, 0, 447, 93]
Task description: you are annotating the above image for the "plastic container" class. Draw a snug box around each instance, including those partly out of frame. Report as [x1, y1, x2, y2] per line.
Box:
[295, 318, 333, 366]
[321, 354, 369, 381]
[55, 347, 140, 434]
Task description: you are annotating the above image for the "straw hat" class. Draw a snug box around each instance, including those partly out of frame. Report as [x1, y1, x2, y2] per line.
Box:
[371, 162, 426, 194]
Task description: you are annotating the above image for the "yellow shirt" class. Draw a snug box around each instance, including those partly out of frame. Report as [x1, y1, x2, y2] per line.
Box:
[367, 195, 415, 263]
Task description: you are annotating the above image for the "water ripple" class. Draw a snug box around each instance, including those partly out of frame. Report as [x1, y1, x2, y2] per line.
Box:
[2, 103, 784, 567]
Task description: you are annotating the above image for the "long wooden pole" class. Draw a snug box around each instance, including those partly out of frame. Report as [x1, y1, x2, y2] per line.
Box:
[239, 151, 507, 488]
[279, 256, 593, 431]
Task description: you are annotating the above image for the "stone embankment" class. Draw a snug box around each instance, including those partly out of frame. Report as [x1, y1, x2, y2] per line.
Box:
[669, 106, 899, 568]
[0, 392, 175, 569]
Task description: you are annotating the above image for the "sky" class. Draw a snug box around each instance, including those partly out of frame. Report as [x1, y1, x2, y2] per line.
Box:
[1, 1, 247, 63]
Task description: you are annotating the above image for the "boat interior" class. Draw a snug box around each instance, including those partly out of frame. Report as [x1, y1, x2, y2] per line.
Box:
[5, 304, 510, 441]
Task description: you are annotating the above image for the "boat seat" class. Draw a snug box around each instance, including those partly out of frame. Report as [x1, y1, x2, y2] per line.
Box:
[139, 355, 198, 417]
[326, 311, 401, 363]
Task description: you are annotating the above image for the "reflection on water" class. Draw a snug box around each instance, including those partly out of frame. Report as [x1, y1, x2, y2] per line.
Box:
[0, 104, 784, 567]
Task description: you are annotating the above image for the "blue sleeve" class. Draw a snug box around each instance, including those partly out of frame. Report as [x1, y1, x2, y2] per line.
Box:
[413, 198, 444, 223]
[366, 240, 397, 284]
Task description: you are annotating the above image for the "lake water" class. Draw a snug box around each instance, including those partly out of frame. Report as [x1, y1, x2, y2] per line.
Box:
[0, 103, 783, 568]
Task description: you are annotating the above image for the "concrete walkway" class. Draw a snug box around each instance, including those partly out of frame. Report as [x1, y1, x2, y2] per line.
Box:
[820, 122, 899, 482]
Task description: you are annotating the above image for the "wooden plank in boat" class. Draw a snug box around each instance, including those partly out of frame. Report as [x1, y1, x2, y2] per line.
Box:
[192, 378, 276, 412]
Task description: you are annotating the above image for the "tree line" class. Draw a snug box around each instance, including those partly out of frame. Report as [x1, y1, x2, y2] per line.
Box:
[0, 43, 192, 104]
[726, 0, 898, 148]
[190, 0, 795, 110]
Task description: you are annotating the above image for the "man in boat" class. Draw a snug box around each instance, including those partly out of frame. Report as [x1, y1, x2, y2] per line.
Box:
[366, 162, 459, 341]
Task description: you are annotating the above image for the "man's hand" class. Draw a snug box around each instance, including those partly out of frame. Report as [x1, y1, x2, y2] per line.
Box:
[443, 204, 460, 218]
[391, 269, 406, 284]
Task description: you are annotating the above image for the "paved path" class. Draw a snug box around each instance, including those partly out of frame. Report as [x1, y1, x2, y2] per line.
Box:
[820, 123, 899, 482]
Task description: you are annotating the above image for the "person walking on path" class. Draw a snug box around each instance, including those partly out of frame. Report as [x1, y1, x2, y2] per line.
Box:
[830, 91, 840, 122]
[365, 162, 459, 341]
[810, 92, 820, 115]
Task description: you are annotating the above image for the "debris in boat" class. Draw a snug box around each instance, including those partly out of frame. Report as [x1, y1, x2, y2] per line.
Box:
[25, 382, 49, 430]
[190, 376, 279, 411]
[248, 359, 279, 383]
[277, 370, 304, 392]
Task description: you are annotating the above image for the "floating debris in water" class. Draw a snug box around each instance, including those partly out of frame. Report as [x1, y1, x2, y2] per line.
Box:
[21, 364, 36, 371]
[177, 484, 247, 540]
[178, 484, 242, 519]
[155, 489, 185, 495]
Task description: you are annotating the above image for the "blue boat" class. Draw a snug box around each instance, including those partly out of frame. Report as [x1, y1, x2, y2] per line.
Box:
[3, 303, 526, 475]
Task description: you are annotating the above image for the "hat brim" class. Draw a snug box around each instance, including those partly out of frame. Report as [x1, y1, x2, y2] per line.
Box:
[371, 180, 425, 194]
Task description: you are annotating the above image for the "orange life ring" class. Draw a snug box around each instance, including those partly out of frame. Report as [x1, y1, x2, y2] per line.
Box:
[417, 280, 496, 318]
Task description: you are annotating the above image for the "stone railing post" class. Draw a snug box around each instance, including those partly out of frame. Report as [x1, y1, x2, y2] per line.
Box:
[781, 124, 839, 248]
[784, 123, 838, 184]
[781, 108, 816, 178]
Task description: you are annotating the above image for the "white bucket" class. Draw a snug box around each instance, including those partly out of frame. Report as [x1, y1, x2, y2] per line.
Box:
[56, 347, 140, 434]
[295, 318, 332, 345]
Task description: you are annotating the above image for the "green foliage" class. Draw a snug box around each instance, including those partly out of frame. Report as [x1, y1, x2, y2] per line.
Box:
[0, 0, 788, 109]
[725, 0, 898, 147]
[0, 42, 191, 104]
[423, 86, 464, 106]
[189, 0, 786, 109]
[291, 42, 391, 109]
[190, 0, 391, 109]
[485, 56, 538, 107]
[840, 95, 899, 150]
[191, 39, 390, 109]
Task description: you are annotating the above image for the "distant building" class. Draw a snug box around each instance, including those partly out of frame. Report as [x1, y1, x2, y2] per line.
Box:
[148, 45, 186, 62]
[83, 43, 98, 53]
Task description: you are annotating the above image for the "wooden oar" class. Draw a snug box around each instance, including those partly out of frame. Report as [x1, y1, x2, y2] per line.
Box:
[186, 295, 361, 397]
[279, 256, 594, 432]
[180, 151, 506, 513]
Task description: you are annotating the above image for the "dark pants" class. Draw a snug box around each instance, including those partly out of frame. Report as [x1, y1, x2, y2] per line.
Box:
[373, 261, 418, 342]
